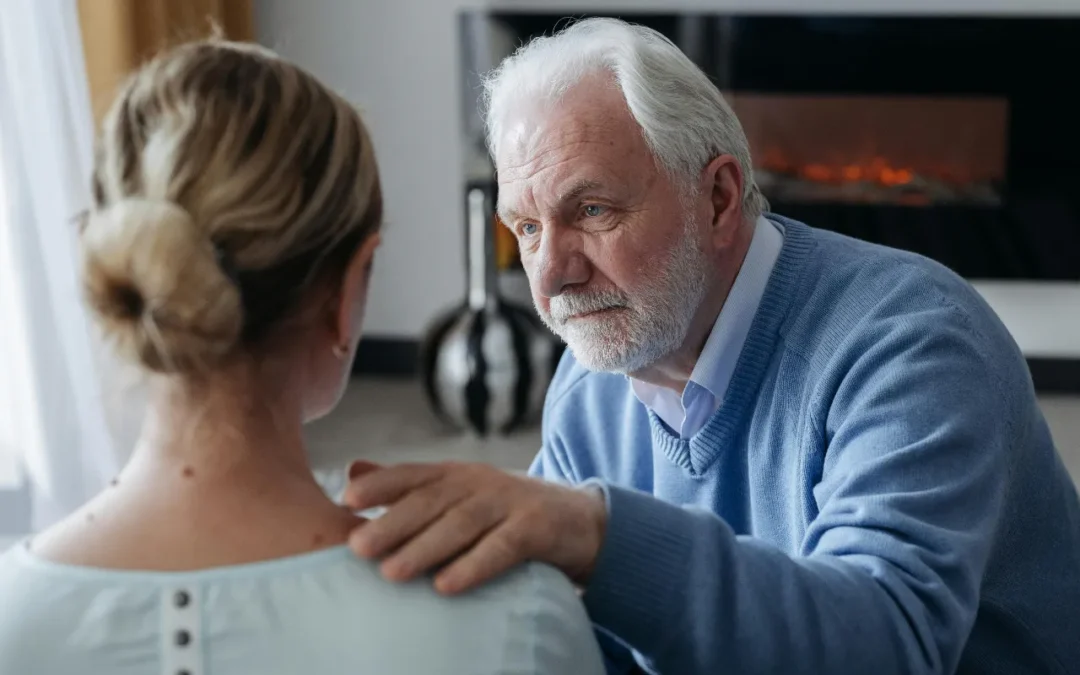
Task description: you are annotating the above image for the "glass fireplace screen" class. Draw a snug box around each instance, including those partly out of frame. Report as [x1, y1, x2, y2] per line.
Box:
[727, 94, 1009, 207]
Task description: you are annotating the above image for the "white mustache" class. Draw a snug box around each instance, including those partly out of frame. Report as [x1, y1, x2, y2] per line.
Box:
[547, 291, 628, 323]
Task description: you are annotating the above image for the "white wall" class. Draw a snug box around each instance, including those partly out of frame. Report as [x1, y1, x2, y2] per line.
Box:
[256, 0, 1080, 356]
[257, 0, 471, 338]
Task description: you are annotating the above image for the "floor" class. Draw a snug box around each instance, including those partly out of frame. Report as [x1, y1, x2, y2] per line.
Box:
[305, 377, 1080, 496]
[304, 378, 541, 498]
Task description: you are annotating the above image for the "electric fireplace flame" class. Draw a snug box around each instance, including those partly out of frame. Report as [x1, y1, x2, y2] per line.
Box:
[728, 94, 1009, 207]
[764, 155, 915, 187]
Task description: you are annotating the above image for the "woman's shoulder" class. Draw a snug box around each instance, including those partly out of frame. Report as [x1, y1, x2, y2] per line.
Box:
[322, 556, 594, 638]
[0, 545, 603, 674]
[212, 555, 605, 673]
[243, 556, 606, 674]
[464, 562, 606, 674]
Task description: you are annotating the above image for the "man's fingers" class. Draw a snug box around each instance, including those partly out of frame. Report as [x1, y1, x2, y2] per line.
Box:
[342, 463, 444, 511]
[377, 497, 503, 583]
[349, 482, 470, 559]
[347, 460, 381, 480]
[433, 521, 529, 596]
[342, 463, 552, 593]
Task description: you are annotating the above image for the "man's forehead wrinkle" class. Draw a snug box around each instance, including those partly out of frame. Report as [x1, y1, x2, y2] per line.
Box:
[497, 133, 612, 178]
[494, 101, 640, 220]
[501, 152, 606, 196]
[497, 162, 577, 221]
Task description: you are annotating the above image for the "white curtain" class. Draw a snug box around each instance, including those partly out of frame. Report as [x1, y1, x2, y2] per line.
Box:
[0, 0, 121, 530]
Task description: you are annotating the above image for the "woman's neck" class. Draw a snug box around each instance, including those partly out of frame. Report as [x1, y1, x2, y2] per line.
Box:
[28, 362, 359, 571]
[127, 368, 311, 481]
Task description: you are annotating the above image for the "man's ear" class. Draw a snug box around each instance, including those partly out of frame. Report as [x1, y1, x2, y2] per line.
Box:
[332, 233, 382, 349]
[701, 154, 745, 246]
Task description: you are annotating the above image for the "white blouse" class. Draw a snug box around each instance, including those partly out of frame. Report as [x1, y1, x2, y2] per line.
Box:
[0, 540, 604, 675]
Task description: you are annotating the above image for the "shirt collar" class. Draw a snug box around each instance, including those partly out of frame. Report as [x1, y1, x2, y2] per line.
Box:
[685, 214, 784, 402]
[629, 215, 784, 429]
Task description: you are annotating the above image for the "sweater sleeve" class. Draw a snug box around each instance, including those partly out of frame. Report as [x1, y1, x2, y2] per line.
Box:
[580, 301, 1016, 675]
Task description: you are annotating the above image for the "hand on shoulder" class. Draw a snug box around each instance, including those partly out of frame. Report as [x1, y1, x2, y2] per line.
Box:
[342, 461, 607, 594]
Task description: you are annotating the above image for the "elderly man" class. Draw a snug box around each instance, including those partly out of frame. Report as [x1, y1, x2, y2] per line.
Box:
[344, 18, 1080, 674]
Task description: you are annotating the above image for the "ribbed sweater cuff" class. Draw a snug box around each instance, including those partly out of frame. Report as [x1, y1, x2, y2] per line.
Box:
[581, 481, 696, 655]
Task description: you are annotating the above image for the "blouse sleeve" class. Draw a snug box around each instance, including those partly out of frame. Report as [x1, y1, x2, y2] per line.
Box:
[499, 562, 606, 675]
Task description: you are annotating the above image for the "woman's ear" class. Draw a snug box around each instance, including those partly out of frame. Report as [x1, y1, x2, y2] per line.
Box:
[332, 233, 382, 354]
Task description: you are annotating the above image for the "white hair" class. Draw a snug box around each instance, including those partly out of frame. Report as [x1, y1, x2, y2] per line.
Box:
[482, 17, 767, 221]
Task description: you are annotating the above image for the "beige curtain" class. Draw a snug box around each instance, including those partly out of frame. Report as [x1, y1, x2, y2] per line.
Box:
[78, 0, 254, 123]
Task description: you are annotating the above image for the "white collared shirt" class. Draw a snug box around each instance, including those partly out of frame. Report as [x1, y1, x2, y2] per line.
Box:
[631, 216, 784, 438]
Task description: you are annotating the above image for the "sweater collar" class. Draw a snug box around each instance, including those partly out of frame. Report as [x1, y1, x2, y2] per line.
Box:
[649, 214, 815, 475]
[630, 216, 784, 437]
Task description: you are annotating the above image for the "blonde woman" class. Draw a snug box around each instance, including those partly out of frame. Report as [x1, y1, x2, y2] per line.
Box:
[0, 40, 603, 675]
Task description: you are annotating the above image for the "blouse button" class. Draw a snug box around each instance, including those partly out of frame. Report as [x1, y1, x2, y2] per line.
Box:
[175, 630, 191, 647]
[174, 590, 190, 608]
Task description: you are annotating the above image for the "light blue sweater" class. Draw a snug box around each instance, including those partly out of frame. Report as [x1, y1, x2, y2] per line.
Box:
[531, 215, 1080, 675]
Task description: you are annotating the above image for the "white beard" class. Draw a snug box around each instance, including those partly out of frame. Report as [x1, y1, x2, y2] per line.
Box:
[535, 217, 709, 374]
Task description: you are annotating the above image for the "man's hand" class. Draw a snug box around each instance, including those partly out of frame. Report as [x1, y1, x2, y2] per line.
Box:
[341, 461, 607, 595]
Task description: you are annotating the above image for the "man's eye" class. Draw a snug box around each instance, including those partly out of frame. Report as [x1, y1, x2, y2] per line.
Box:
[521, 222, 538, 236]
[583, 204, 606, 217]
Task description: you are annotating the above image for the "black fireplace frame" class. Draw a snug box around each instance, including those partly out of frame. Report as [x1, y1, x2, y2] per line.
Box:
[487, 13, 1080, 282]
[444, 11, 1080, 392]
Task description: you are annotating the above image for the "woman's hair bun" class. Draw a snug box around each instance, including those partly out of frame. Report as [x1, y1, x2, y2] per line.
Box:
[81, 198, 243, 373]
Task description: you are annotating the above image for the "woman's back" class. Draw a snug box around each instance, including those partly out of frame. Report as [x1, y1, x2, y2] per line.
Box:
[0, 542, 602, 674]
[0, 37, 603, 674]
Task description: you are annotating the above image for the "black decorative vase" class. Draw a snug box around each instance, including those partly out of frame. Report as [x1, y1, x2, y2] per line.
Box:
[421, 183, 562, 435]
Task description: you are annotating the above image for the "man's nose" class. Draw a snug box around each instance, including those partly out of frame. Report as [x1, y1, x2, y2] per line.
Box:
[534, 225, 589, 298]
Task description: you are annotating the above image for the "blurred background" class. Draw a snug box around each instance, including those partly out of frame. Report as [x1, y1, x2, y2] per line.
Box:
[2, 0, 1079, 546]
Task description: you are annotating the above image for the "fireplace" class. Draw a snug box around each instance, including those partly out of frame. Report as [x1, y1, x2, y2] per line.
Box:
[459, 10, 1080, 383]
[731, 94, 1007, 207]
[464, 12, 1080, 282]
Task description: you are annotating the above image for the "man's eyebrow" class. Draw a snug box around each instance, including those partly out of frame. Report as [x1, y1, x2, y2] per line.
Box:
[558, 179, 604, 204]
[497, 179, 605, 224]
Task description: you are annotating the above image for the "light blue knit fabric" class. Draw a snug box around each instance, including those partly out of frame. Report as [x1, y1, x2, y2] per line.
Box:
[532, 214, 1080, 675]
